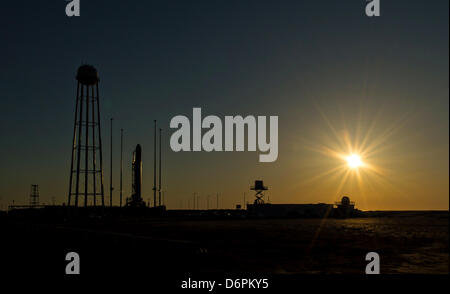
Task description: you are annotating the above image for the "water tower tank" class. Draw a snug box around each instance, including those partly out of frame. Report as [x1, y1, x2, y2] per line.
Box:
[76, 65, 99, 85]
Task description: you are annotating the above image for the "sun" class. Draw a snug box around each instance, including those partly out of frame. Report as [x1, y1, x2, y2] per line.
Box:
[346, 154, 362, 168]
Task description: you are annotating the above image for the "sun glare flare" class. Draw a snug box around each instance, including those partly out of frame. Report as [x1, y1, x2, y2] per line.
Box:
[296, 103, 410, 209]
[346, 154, 362, 168]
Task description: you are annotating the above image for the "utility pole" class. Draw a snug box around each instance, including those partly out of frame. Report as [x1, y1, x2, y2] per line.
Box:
[110, 118, 113, 207]
[158, 128, 162, 206]
[120, 128, 123, 207]
[153, 120, 157, 207]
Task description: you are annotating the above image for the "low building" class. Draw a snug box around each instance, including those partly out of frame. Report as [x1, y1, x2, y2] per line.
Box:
[246, 196, 357, 218]
[246, 203, 334, 218]
[334, 196, 355, 218]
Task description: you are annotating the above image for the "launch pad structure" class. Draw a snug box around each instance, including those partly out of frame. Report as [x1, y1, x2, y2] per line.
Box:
[126, 144, 145, 207]
[7, 65, 359, 220]
[30, 184, 39, 207]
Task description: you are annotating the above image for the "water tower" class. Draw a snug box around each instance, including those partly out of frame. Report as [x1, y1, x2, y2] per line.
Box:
[67, 65, 105, 207]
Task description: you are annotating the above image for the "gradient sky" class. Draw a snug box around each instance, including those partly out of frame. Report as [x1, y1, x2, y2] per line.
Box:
[0, 0, 448, 210]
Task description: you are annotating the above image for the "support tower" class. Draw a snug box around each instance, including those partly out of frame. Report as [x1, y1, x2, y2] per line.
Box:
[68, 65, 105, 207]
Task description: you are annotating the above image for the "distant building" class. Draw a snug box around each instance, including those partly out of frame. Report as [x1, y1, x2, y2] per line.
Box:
[247, 203, 334, 218]
[246, 196, 357, 218]
[334, 196, 355, 218]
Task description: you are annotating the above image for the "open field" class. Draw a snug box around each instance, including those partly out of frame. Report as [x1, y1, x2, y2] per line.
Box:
[1, 211, 448, 279]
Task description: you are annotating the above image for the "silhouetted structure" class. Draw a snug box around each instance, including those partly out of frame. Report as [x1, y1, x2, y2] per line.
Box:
[126, 144, 145, 207]
[29, 184, 39, 207]
[68, 65, 105, 207]
[153, 120, 157, 207]
[335, 196, 355, 218]
[158, 128, 162, 206]
[247, 195, 356, 218]
[247, 203, 333, 218]
[120, 128, 123, 207]
[110, 118, 114, 207]
[251, 180, 268, 205]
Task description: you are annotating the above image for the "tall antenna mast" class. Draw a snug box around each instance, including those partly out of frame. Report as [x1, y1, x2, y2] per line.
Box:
[158, 128, 162, 206]
[120, 128, 123, 207]
[110, 118, 113, 207]
[153, 120, 157, 207]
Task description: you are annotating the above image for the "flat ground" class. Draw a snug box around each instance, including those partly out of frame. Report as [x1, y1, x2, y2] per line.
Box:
[1, 211, 448, 278]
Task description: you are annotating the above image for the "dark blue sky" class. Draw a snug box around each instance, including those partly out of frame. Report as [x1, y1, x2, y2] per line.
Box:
[0, 0, 448, 210]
